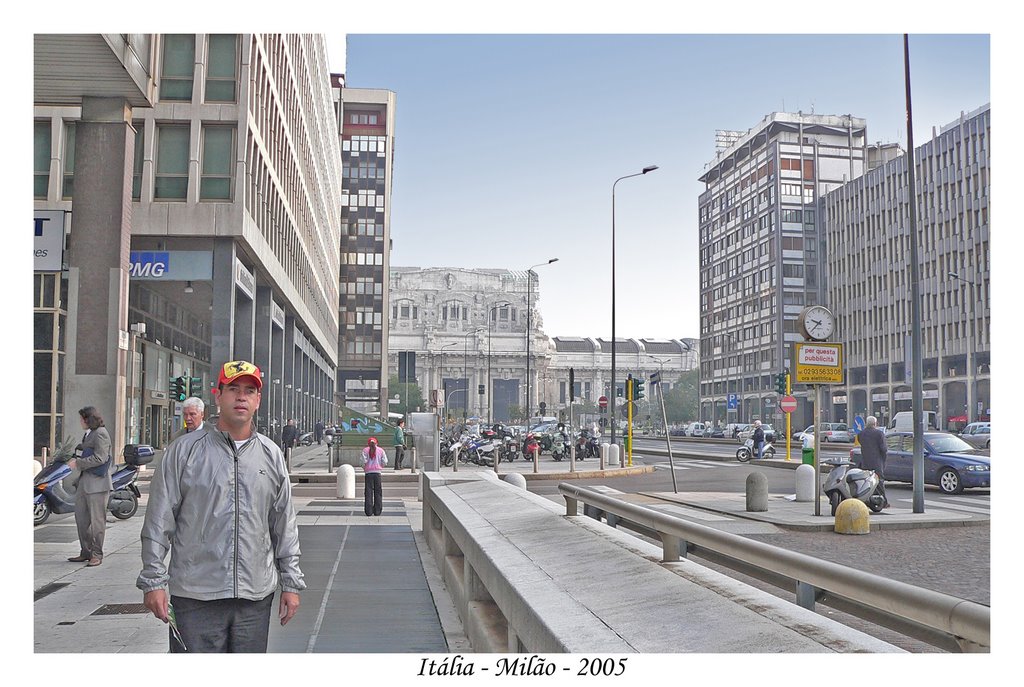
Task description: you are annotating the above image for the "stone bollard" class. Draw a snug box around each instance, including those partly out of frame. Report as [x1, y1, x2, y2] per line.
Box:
[532, 447, 540, 473]
[600, 443, 609, 470]
[337, 463, 356, 499]
[608, 443, 620, 467]
[504, 473, 527, 490]
[795, 464, 816, 502]
[33, 460, 42, 478]
[835, 499, 870, 534]
[746, 472, 768, 512]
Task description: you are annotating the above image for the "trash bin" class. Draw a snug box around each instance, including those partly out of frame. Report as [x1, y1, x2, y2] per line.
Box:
[802, 447, 814, 465]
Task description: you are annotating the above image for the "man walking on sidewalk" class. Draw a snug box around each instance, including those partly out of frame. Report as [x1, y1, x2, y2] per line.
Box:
[137, 360, 305, 652]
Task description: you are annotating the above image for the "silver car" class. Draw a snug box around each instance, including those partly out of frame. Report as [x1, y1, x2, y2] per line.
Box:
[960, 422, 991, 449]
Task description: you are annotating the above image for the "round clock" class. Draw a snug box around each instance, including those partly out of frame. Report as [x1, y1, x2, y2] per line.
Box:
[798, 305, 835, 341]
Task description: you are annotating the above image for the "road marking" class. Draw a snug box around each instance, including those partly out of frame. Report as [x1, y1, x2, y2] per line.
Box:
[895, 498, 990, 515]
[589, 485, 623, 494]
[306, 524, 349, 653]
[648, 503, 733, 522]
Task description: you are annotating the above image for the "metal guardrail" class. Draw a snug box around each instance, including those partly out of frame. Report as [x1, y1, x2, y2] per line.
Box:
[557, 483, 989, 652]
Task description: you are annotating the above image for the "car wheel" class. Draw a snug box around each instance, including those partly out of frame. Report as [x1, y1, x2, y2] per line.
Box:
[938, 468, 963, 495]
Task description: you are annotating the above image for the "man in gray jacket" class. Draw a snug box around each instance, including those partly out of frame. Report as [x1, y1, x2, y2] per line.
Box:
[137, 360, 305, 652]
[856, 415, 889, 509]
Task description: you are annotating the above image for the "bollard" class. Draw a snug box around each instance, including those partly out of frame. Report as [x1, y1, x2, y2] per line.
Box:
[745, 471, 768, 512]
[569, 444, 575, 473]
[795, 464, 816, 502]
[504, 473, 527, 490]
[42, 446, 48, 467]
[607, 443, 620, 467]
[600, 443, 609, 471]
[411, 446, 418, 474]
[453, 446, 459, 472]
[284, 447, 292, 473]
[532, 446, 539, 473]
[834, 498, 870, 534]
[33, 459, 43, 478]
[337, 464, 356, 499]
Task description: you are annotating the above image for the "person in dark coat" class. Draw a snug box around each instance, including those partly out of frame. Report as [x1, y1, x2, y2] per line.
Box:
[751, 420, 766, 460]
[856, 415, 889, 508]
[68, 406, 112, 567]
[281, 418, 298, 449]
[314, 420, 325, 445]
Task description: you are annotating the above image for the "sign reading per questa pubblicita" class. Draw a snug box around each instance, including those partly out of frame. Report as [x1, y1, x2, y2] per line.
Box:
[793, 342, 844, 384]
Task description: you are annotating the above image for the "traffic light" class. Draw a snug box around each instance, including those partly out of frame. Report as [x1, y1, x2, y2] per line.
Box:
[634, 378, 645, 401]
[170, 376, 186, 402]
[626, 374, 633, 400]
[775, 371, 788, 395]
[539, 401, 547, 414]
[188, 377, 202, 397]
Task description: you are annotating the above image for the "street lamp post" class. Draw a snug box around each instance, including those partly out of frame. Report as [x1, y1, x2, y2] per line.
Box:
[463, 327, 485, 424]
[611, 165, 658, 448]
[949, 271, 978, 424]
[526, 259, 558, 425]
[487, 300, 513, 425]
[440, 342, 460, 425]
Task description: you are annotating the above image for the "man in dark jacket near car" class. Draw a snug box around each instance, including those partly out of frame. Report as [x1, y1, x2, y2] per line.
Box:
[281, 418, 298, 450]
[856, 415, 889, 508]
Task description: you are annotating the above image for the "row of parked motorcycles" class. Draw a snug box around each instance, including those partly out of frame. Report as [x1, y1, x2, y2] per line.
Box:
[439, 425, 602, 467]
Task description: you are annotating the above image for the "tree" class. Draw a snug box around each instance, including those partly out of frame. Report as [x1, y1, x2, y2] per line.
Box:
[388, 375, 426, 418]
[661, 369, 699, 424]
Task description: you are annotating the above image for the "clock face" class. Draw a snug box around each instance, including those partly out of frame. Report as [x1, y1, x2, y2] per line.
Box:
[802, 306, 835, 340]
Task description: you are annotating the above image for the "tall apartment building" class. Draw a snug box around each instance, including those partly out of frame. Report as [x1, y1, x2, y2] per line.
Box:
[332, 80, 396, 415]
[822, 104, 991, 430]
[697, 113, 868, 429]
[34, 33, 343, 452]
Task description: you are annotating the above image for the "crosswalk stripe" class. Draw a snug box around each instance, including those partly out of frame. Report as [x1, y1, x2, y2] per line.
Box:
[894, 498, 990, 515]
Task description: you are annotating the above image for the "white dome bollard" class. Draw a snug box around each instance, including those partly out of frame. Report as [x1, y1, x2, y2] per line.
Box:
[607, 443, 620, 467]
[337, 464, 356, 499]
[795, 464, 816, 502]
[33, 460, 43, 478]
[504, 473, 527, 489]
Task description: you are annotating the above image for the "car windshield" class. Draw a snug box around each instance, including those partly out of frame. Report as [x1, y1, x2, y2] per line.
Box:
[927, 434, 976, 453]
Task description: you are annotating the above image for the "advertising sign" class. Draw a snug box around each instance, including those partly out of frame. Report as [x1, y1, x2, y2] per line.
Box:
[34, 211, 66, 271]
[793, 342, 844, 384]
[129, 251, 213, 281]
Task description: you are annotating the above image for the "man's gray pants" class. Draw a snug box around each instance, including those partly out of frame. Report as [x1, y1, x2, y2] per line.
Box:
[169, 594, 275, 653]
[74, 489, 108, 558]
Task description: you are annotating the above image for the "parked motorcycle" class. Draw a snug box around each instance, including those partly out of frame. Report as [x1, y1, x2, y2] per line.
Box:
[298, 432, 314, 446]
[551, 431, 569, 462]
[577, 430, 599, 459]
[821, 457, 886, 516]
[735, 437, 776, 462]
[498, 435, 519, 462]
[522, 433, 541, 460]
[34, 444, 154, 526]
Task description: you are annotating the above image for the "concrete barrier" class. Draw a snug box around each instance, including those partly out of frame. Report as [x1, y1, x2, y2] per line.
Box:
[504, 473, 527, 489]
[746, 472, 768, 512]
[607, 443, 620, 467]
[337, 464, 355, 499]
[795, 464, 816, 501]
[835, 499, 870, 534]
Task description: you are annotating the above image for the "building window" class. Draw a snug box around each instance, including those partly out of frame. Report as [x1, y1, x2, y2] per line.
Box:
[200, 126, 234, 200]
[34, 121, 51, 199]
[132, 122, 145, 200]
[161, 34, 195, 101]
[205, 34, 238, 102]
[62, 122, 75, 200]
[155, 125, 190, 200]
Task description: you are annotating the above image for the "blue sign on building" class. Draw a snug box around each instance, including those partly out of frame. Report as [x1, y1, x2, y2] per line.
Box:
[128, 251, 213, 281]
[129, 252, 170, 278]
[727, 394, 738, 410]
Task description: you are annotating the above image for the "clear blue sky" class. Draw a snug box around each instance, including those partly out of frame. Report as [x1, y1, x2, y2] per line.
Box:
[328, 33, 989, 341]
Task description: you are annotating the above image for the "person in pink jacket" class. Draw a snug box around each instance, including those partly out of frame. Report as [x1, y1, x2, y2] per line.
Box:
[361, 437, 388, 516]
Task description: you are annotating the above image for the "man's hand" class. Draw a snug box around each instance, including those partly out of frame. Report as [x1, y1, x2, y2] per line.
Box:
[279, 591, 300, 625]
[144, 589, 170, 623]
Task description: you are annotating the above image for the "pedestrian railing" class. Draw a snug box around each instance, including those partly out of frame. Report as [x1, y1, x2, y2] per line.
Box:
[557, 483, 989, 653]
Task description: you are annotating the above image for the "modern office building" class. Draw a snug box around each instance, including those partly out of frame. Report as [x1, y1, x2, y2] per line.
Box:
[332, 79, 396, 416]
[697, 113, 869, 429]
[34, 33, 343, 453]
[821, 104, 991, 430]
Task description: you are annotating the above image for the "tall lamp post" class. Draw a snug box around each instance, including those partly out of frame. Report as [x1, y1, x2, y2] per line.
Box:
[440, 341, 460, 426]
[949, 271, 979, 424]
[610, 165, 658, 448]
[487, 300, 513, 425]
[463, 327, 485, 424]
[526, 259, 558, 425]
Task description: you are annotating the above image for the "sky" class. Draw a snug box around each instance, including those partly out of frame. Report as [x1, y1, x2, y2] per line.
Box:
[325, 33, 990, 341]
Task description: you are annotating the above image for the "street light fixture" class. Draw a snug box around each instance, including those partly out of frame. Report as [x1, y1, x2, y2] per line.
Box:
[610, 165, 658, 448]
[949, 271, 979, 424]
[526, 259, 558, 425]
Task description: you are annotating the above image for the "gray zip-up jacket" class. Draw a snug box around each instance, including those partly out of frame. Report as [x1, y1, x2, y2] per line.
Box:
[136, 424, 305, 600]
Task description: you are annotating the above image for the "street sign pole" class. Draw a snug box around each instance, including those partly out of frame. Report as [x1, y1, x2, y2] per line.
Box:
[814, 384, 821, 516]
[786, 373, 792, 462]
[656, 376, 677, 493]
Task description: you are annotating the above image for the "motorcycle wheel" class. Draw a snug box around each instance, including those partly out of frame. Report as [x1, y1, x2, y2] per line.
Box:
[111, 492, 139, 520]
[34, 500, 51, 526]
[828, 491, 842, 516]
[736, 447, 751, 463]
[868, 495, 885, 513]
[553, 453, 563, 462]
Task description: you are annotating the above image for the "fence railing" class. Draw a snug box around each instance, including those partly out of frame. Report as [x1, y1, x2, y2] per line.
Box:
[558, 482, 989, 652]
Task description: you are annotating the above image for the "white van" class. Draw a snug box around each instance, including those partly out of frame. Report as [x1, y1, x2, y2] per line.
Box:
[688, 422, 707, 437]
[887, 411, 939, 433]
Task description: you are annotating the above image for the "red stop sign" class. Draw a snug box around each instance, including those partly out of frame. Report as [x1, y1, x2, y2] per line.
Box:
[780, 395, 797, 413]
[598, 396, 608, 409]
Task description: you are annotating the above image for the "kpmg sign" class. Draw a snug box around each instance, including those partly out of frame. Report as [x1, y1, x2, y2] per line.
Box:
[129, 251, 213, 281]
[34, 211, 66, 272]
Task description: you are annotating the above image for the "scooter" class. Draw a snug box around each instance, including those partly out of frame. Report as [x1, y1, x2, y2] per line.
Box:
[522, 433, 541, 460]
[821, 458, 886, 516]
[298, 432, 314, 446]
[736, 437, 776, 462]
[34, 444, 154, 526]
[551, 432, 569, 462]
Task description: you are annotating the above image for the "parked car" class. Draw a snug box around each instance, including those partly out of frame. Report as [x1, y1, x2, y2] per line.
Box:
[818, 423, 851, 443]
[708, 427, 726, 438]
[850, 431, 990, 495]
[738, 424, 776, 443]
[668, 427, 688, 437]
[959, 422, 991, 449]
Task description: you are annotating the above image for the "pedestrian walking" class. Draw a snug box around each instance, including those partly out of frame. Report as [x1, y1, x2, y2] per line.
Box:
[137, 359, 304, 653]
[751, 420, 766, 460]
[361, 437, 388, 516]
[281, 418, 297, 450]
[314, 420, 324, 445]
[393, 419, 406, 470]
[67, 406, 112, 567]
[855, 415, 889, 508]
[172, 397, 206, 440]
